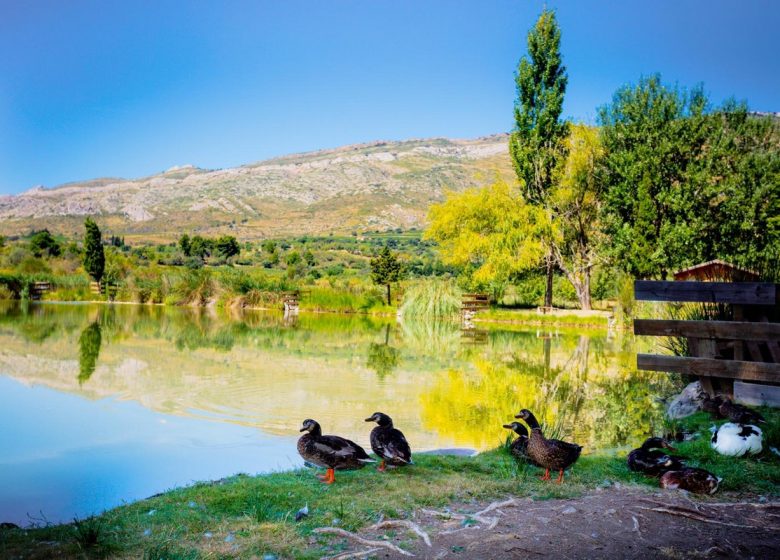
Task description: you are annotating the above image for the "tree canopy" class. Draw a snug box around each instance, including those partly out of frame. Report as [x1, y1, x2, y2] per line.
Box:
[370, 245, 403, 305]
[425, 181, 550, 299]
[598, 75, 780, 278]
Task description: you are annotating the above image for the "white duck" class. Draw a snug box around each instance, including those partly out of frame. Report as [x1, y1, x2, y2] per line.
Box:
[710, 423, 763, 456]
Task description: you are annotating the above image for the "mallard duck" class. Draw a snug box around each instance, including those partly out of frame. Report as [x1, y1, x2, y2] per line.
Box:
[718, 397, 766, 425]
[364, 412, 412, 471]
[710, 422, 763, 456]
[503, 421, 530, 460]
[660, 467, 721, 494]
[515, 409, 582, 483]
[627, 437, 686, 476]
[297, 419, 374, 484]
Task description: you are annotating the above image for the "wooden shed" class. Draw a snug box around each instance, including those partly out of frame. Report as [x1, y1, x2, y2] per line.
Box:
[673, 259, 760, 282]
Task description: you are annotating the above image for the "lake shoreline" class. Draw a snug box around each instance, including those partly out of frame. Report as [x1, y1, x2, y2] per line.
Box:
[2, 410, 777, 559]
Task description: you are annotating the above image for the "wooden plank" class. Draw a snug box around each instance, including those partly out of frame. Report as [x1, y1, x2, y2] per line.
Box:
[734, 381, 780, 407]
[634, 280, 776, 305]
[634, 319, 780, 341]
[637, 353, 780, 382]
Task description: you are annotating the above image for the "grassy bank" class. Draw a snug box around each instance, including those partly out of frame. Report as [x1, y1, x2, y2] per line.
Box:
[2, 409, 777, 559]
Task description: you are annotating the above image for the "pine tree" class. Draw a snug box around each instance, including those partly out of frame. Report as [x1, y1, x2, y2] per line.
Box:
[83, 218, 105, 284]
[510, 9, 568, 308]
[370, 245, 403, 305]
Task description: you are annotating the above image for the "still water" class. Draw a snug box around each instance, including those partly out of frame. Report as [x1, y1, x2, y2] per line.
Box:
[0, 302, 672, 526]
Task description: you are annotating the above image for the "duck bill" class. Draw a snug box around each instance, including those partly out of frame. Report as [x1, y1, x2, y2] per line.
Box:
[364, 417, 374, 422]
[299, 427, 308, 432]
[513, 414, 523, 419]
[502, 424, 513, 429]
[662, 441, 677, 451]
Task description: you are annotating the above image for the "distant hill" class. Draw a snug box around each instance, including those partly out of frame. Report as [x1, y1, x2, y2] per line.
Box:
[0, 135, 513, 241]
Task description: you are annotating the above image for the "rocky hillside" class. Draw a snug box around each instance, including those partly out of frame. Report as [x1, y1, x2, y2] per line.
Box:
[0, 135, 513, 240]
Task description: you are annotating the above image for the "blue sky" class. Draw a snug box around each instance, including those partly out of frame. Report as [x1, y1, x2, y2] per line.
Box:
[1, 0, 778, 194]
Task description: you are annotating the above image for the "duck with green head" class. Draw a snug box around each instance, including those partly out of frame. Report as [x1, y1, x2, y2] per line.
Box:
[515, 409, 582, 483]
[297, 419, 374, 484]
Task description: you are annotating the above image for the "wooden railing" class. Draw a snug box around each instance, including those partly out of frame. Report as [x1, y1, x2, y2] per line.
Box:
[634, 280, 780, 403]
[462, 293, 489, 314]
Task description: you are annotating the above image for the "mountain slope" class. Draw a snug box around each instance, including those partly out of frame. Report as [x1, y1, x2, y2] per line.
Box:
[0, 135, 513, 239]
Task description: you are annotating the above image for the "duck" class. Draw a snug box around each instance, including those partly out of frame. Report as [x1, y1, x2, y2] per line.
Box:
[627, 437, 686, 476]
[718, 397, 766, 425]
[660, 467, 721, 494]
[700, 393, 724, 417]
[364, 412, 412, 471]
[503, 421, 531, 461]
[515, 409, 582, 483]
[710, 422, 763, 456]
[297, 419, 374, 484]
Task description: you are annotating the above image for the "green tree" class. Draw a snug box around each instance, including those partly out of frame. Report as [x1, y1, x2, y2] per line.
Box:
[303, 249, 316, 267]
[286, 250, 302, 266]
[370, 246, 403, 306]
[179, 234, 192, 256]
[30, 229, 61, 257]
[425, 181, 549, 300]
[510, 8, 568, 308]
[550, 124, 604, 309]
[189, 235, 213, 259]
[215, 235, 240, 258]
[83, 218, 105, 283]
[598, 75, 711, 278]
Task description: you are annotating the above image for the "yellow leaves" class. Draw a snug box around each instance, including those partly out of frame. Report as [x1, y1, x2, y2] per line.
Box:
[425, 181, 549, 291]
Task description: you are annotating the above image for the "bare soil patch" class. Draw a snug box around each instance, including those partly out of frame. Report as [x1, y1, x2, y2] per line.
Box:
[312, 486, 780, 559]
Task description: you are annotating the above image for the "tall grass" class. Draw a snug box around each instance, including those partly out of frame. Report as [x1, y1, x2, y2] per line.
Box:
[399, 279, 461, 319]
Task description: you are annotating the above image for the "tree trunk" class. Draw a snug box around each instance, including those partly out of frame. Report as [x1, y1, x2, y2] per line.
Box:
[578, 269, 592, 310]
[386, 283, 391, 306]
[544, 255, 554, 309]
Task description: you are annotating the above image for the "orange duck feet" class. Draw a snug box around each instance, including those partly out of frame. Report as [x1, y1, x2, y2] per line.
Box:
[540, 469, 551, 481]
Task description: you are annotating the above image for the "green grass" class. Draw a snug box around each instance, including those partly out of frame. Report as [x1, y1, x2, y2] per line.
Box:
[477, 307, 611, 328]
[3, 407, 777, 559]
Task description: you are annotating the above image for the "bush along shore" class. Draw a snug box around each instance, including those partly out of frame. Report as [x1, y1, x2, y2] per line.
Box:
[1, 408, 777, 559]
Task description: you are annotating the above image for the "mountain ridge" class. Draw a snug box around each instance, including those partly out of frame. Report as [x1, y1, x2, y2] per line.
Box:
[0, 134, 514, 240]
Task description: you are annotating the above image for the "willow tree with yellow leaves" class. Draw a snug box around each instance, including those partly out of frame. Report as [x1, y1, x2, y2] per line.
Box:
[550, 123, 604, 310]
[424, 181, 552, 300]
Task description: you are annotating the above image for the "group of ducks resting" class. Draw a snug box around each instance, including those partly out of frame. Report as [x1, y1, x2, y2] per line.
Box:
[625, 395, 765, 494]
[297, 396, 765, 492]
[298, 409, 583, 484]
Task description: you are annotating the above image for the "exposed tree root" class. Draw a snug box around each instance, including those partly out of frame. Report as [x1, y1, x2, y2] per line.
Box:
[421, 497, 519, 530]
[370, 520, 432, 547]
[638, 506, 765, 529]
[313, 527, 414, 557]
[322, 548, 380, 560]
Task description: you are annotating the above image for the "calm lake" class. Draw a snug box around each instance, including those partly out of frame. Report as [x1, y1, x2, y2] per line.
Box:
[0, 302, 673, 526]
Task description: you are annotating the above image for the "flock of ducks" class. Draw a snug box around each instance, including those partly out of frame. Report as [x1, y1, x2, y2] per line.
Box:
[297, 396, 766, 494]
[625, 395, 766, 494]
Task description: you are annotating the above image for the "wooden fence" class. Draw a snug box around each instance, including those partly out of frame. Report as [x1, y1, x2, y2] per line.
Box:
[634, 280, 780, 405]
[462, 293, 489, 315]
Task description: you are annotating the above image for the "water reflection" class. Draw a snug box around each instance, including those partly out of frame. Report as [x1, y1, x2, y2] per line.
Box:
[0, 302, 675, 523]
[77, 322, 102, 384]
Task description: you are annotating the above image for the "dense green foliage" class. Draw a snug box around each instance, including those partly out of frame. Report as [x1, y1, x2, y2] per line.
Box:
[598, 76, 780, 278]
[29, 229, 61, 257]
[83, 218, 105, 283]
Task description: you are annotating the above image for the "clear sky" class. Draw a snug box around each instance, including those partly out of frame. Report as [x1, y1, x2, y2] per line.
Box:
[1, 0, 778, 194]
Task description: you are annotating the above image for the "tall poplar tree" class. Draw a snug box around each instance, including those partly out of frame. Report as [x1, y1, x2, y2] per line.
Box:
[83, 218, 105, 284]
[510, 9, 568, 308]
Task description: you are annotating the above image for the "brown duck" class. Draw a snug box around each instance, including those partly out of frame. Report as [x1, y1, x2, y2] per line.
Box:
[515, 409, 582, 483]
[660, 467, 721, 494]
[297, 419, 374, 484]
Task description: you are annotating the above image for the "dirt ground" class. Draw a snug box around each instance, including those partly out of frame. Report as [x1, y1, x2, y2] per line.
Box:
[311, 486, 780, 559]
